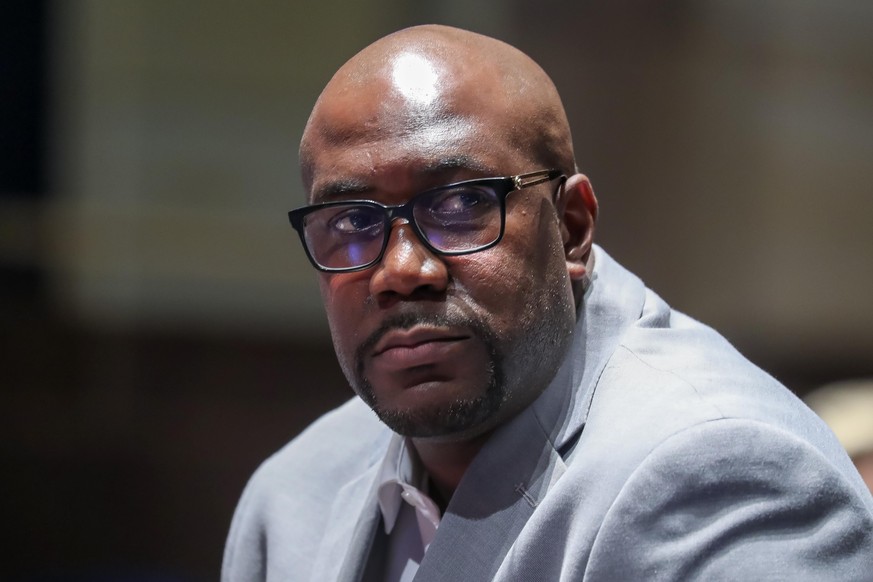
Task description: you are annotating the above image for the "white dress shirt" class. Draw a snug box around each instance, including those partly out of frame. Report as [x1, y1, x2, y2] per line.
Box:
[376, 435, 441, 581]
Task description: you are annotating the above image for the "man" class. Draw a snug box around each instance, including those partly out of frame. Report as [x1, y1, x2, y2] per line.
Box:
[223, 25, 873, 581]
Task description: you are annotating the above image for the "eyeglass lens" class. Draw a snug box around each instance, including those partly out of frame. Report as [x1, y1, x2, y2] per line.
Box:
[303, 183, 503, 270]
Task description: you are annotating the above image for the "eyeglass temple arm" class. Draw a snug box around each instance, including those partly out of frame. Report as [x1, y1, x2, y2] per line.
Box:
[512, 169, 562, 190]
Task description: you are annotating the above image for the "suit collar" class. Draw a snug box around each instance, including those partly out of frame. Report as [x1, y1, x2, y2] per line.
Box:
[531, 245, 647, 453]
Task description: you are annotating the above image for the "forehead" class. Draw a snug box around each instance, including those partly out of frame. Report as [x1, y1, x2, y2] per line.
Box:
[311, 161, 497, 206]
[304, 103, 534, 205]
[301, 48, 535, 201]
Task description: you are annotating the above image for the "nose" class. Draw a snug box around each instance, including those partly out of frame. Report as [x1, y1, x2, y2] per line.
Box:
[368, 221, 449, 304]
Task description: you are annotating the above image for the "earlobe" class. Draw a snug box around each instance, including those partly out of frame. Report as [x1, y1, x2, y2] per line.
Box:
[557, 174, 598, 282]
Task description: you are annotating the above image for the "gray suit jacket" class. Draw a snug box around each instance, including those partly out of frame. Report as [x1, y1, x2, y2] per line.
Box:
[223, 247, 873, 581]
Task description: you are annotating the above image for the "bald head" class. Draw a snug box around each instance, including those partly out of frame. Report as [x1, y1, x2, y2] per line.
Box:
[299, 25, 576, 196]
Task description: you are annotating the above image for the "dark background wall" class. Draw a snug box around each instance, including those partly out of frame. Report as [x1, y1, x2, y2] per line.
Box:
[2, 1, 872, 579]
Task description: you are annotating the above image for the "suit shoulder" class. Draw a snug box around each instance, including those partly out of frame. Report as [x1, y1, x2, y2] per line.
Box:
[581, 309, 861, 492]
[222, 397, 389, 580]
[603, 306, 821, 439]
[585, 418, 873, 580]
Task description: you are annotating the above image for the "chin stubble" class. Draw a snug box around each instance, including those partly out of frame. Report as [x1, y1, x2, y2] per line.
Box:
[353, 311, 506, 438]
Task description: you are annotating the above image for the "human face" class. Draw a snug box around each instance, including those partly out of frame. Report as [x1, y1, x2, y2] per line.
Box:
[308, 163, 577, 440]
[302, 57, 579, 442]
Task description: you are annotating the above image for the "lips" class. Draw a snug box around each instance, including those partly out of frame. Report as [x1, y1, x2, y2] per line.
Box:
[370, 327, 470, 370]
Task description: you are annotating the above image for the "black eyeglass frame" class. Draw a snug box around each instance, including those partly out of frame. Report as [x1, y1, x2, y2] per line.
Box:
[288, 169, 565, 273]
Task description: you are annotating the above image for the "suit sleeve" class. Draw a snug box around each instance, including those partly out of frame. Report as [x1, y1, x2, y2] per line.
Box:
[584, 418, 873, 582]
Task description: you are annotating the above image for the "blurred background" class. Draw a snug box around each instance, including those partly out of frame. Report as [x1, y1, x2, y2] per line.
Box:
[2, 0, 872, 579]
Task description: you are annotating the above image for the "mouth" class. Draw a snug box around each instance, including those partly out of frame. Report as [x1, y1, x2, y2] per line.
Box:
[370, 326, 471, 369]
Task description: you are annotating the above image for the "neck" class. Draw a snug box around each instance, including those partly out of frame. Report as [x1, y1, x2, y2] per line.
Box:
[411, 433, 490, 511]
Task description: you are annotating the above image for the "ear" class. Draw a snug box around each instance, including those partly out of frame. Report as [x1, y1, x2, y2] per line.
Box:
[556, 173, 598, 282]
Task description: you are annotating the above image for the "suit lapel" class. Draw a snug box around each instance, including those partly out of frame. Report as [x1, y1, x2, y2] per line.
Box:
[309, 452, 384, 582]
[413, 407, 567, 581]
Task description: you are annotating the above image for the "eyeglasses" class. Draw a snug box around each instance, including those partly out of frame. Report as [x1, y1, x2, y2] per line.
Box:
[288, 169, 564, 273]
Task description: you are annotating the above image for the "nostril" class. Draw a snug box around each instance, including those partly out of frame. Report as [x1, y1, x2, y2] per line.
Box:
[375, 283, 446, 309]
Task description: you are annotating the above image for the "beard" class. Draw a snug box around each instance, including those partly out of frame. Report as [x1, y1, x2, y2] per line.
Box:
[352, 311, 506, 438]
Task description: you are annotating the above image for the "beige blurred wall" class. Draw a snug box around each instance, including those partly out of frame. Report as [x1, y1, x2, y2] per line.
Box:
[47, 0, 873, 359]
[48, 0, 408, 335]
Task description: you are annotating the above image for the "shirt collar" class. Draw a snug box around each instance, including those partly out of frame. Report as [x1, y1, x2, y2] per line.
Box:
[376, 433, 425, 534]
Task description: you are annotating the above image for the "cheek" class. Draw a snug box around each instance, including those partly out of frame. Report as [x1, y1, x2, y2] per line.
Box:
[503, 200, 570, 291]
[318, 275, 369, 370]
[457, 204, 572, 332]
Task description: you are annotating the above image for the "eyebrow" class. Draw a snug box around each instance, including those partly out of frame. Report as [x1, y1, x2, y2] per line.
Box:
[310, 155, 494, 202]
[423, 155, 493, 175]
[313, 178, 371, 201]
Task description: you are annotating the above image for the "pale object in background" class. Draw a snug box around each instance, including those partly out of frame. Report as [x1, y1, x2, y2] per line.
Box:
[806, 379, 873, 492]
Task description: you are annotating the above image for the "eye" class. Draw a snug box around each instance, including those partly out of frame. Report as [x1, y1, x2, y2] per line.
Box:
[327, 206, 383, 235]
[427, 186, 496, 220]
